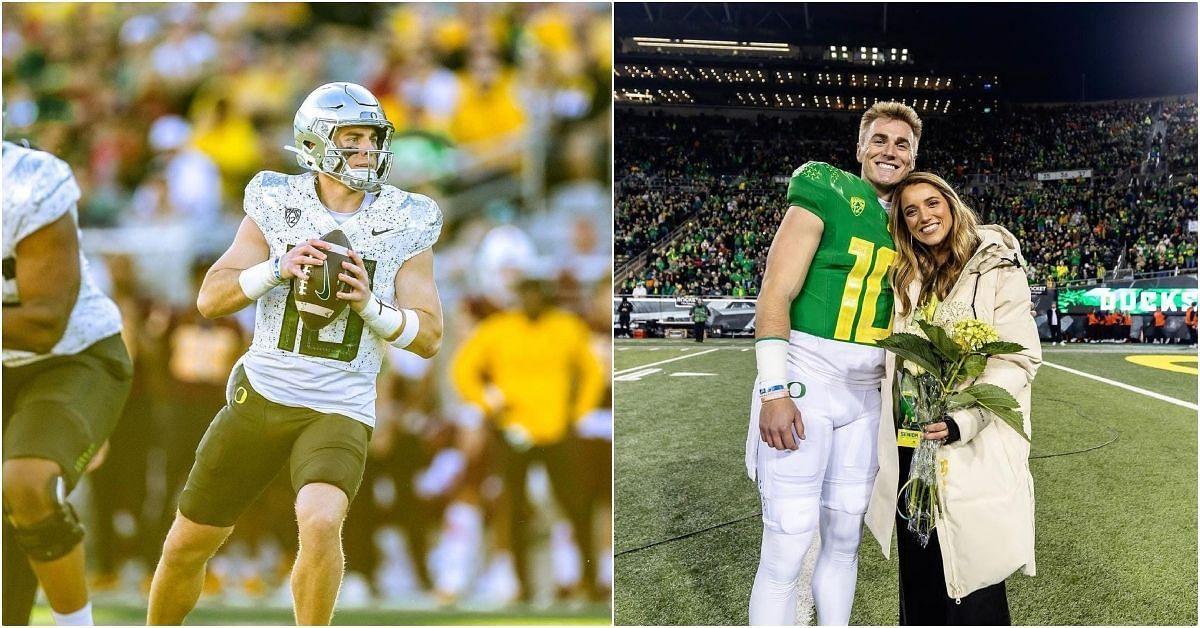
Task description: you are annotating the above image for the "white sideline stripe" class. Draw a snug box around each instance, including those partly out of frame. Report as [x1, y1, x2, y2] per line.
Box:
[613, 348, 720, 375]
[615, 368, 661, 382]
[1042, 361, 1198, 411]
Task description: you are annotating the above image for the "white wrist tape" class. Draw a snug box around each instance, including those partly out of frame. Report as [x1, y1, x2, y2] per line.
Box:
[755, 337, 789, 396]
[358, 294, 404, 339]
[238, 258, 283, 300]
[393, 308, 420, 349]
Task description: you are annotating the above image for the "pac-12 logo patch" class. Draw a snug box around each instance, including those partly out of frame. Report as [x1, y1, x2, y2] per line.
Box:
[285, 207, 301, 227]
[850, 196, 866, 216]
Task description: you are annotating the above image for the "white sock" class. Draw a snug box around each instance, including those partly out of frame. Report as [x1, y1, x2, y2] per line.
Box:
[51, 601, 93, 626]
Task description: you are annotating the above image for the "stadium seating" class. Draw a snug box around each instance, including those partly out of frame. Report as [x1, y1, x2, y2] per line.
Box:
[616, 98, 1197, 296]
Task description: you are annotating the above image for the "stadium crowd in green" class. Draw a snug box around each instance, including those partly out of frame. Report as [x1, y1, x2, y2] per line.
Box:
[616, 98, 1197, 296]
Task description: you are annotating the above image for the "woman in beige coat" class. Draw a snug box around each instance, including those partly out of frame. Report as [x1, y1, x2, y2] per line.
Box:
[864, 172, 1042, 624]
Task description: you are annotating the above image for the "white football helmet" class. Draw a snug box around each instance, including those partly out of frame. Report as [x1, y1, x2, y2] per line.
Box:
[286, 82, 395, 192]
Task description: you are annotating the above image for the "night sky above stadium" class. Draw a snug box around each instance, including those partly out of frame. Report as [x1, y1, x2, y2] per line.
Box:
[615, 3, 1198, 102]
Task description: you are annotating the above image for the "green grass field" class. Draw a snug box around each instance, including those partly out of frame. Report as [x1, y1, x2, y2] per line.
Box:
[30, 601, 611, 626]
[614, 340, 1198, 625]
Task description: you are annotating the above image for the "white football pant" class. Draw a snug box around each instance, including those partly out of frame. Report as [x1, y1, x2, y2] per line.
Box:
[748, 369, 880, 626]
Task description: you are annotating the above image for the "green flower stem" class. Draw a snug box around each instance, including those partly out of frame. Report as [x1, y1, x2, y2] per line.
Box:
[937, 353, 970, 408]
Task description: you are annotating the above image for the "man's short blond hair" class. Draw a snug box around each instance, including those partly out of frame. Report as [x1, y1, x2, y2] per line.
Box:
[858, 101, 923, 156]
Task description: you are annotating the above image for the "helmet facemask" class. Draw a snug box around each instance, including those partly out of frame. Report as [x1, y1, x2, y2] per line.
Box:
[318, 121, 394, 192]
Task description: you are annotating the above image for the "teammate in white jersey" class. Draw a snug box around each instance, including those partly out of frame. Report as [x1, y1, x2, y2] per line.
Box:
[146, 82, 444, 625]
[3, 140, 133, 626]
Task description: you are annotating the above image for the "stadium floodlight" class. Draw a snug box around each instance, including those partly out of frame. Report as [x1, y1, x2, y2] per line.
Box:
[632, 36, 671, 42]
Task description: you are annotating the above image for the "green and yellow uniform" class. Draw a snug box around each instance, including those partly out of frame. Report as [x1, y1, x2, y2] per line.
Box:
[786, 161, 895, 346]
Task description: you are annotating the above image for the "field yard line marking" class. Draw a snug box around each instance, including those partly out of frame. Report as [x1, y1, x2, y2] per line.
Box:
[1042, 361, 1198, 411]
[613, 348, 719, 376]
[615, 368, 661, 382]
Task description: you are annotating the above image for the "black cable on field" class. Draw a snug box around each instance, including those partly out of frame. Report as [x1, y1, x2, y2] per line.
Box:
[615, 512, 761, 557]
[1029, 396, 1120, 459]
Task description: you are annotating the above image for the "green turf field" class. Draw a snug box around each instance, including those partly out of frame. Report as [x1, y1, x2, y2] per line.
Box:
[614, 340, 1198, 625]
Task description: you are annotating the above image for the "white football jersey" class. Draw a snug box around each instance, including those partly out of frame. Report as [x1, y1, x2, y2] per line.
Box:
[239, 171, 442, 425]
[2, 142, 123, 367]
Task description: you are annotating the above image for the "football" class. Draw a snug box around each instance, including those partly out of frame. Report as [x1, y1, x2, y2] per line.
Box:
[293, 229, 354, 330]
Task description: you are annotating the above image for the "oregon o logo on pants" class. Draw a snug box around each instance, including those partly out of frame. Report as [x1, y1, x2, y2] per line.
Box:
[234, 387, 248, 404]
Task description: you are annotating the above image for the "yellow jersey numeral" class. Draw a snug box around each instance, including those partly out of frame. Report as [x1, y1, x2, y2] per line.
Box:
[833, 237, 895, 343]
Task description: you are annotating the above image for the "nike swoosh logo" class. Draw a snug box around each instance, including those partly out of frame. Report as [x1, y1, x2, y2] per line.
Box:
[371, 228, 393, 236]
[315, 263, 332, 300]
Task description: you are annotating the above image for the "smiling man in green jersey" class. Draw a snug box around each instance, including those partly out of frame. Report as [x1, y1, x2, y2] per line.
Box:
[746, 102, 922, 625]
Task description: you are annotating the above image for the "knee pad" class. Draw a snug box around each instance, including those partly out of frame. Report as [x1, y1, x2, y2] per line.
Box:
[758, 526, 815, 585]
[762, 494, 819, 535]
[4, 477, 84, 562]
[818, 503, 866, 557]
[820, 479, 873, 516]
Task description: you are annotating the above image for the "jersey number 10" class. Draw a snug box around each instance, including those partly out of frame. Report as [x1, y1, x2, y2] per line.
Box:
[834, 237, 895, 344]
[276, 256, 378, 362]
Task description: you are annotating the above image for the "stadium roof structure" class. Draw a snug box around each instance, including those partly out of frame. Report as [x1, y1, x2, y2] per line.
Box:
[615, 3, 1197, 109]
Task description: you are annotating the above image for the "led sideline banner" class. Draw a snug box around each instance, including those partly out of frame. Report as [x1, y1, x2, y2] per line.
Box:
[1035, 168, 1093, 181]
[1058, 287, 1198, 314]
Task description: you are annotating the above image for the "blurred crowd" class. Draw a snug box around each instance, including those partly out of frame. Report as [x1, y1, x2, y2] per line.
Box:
[3, 2, 610, 229]
[615, 98, 1198, 296]
[5, 2, 613, 611]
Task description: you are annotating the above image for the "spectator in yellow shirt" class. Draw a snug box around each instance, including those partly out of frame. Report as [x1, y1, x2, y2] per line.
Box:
[449, 50, 526, 164]
[451, 269, 604, 602]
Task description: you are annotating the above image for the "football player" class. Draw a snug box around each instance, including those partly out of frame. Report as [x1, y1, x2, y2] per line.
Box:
[146, 82, 444, 625]
[3, 140, 134, 625]
[747, 102, 921, 625]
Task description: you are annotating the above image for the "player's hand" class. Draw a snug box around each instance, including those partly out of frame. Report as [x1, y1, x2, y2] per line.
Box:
[279, 239, 331, 280]
[922, 421, 950, 441]
[760, 397, 805, 450]
[337, 249, 372, 312]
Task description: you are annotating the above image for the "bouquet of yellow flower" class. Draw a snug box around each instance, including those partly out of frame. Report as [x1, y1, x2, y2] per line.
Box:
[877, 312, 1028, 547]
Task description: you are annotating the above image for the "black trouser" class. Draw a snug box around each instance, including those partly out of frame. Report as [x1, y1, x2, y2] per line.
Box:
[896, 446, 1011, 626]
[693, 321, 705, 342]
[1049, 323, 1061, 343]
[1189, 326, 1197, 344]
[493, 433, 595, 599]
[619, 318, 630, 338]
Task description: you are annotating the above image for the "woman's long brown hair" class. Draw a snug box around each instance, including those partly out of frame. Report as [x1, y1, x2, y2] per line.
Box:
[888, 172, 981, 316]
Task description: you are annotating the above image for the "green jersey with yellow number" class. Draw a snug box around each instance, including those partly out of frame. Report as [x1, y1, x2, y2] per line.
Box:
[785, 161, 895, 346]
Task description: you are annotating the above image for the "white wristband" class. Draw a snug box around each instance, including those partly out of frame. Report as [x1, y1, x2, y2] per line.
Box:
[755, 337, 788, 394]
[357, 294, 404, 339]
[393, 308, 420, 349]
[238, 257, 283, 301]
